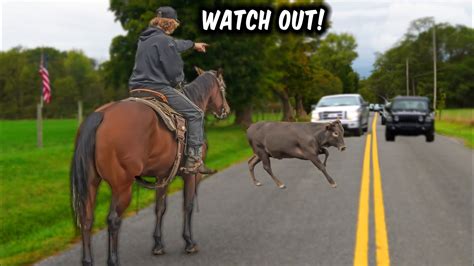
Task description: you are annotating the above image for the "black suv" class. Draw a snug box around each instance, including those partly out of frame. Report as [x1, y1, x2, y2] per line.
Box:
[385, 96, 435, 142]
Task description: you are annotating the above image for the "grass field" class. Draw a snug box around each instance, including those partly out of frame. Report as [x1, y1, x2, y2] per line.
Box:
[0, 114, 281, 265]
[436, 108, 473, 148]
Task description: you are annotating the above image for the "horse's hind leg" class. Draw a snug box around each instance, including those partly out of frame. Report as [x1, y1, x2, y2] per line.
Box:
[257, 151, 286, 189]
[248, 154, 262, 186]
[152, 185, 168, 255]
[81, 175, 101, 266]
[182, 173, 198, 254]
[107, 181, 133, 266]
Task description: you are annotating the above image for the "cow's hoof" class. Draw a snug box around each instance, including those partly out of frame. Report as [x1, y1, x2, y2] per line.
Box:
[278, 184, 286, 189]
[254, 181, 262, 186]
[152, 246, 165, 255]
[185, 244, 199, 254]
[331, 183, 337, 188]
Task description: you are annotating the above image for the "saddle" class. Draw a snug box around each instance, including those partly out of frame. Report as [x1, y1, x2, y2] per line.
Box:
[123, 88, 187, 189]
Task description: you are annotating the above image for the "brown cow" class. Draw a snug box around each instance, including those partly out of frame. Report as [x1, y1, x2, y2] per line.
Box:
[246, 120, 346, 189]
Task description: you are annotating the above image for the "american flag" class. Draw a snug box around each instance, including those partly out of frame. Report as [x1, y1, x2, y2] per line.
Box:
[39, 54, 51, 103]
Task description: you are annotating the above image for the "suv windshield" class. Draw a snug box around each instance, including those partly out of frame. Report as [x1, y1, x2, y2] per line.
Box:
[317, 96, 359, 107]
[392, 100, 428, 111]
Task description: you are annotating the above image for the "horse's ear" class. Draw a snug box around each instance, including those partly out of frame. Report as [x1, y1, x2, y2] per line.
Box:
[217, 67, 223, 77]
[194, 66, 205, 76]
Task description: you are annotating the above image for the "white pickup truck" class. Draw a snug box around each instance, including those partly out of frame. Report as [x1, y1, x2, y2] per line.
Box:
[311, 94, 370, 136]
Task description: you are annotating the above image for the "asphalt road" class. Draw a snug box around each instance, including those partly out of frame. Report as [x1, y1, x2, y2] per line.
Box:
[37, 115, 472, 266]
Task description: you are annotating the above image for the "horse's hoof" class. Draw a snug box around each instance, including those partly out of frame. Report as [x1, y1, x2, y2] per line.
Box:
[152, 247, 165, 255]
[82, 260, 93, 266]
[185, 244, 199, 254]
[278, 184, 286, 189]
[254, 181, 262, 186]
[331, 183, 337, 188]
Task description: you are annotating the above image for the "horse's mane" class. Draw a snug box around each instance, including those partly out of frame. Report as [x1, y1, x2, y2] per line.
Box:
[183, 72, 217, 106]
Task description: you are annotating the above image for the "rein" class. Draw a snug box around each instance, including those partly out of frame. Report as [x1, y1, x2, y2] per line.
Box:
[208, 71, 228, 119]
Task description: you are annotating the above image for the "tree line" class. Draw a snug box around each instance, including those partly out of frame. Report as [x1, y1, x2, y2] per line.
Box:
[361, 17, 473, 108]
[0, 0, 359, 124]
[0, 2, 471, 123]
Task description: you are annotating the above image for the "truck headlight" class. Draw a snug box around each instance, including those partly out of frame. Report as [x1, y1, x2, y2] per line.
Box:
[347, 110, 360, 120]
[311, 110, 320, 121]
[425, 113, 434, 122]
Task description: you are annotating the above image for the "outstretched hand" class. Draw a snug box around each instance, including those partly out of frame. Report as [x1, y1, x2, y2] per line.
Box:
[194, 42, 209, 53]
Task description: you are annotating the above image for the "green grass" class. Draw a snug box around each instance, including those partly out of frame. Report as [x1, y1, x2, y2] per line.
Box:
[436, 120, 473, 148]
[0, 115, 278, 265]
[436, 108, 473, 148]
[438, 108, 473, 124]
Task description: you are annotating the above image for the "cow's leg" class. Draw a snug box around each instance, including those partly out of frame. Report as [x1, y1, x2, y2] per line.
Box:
[107, 183, 133, 266]
[182, 173, 198, 253]
[319, 147, 329, 167]
[248, 154, 262, 186]
[308, 155, 337, 188]
[152, 185, 168, 255]
[258, 151, 286, 189]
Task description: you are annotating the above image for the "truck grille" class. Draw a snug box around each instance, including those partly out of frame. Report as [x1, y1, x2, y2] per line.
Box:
[397, 115, 421, 123]
[320, 111, 345, 120]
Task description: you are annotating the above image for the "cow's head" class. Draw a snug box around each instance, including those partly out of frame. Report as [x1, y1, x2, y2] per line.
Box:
[324, 120, 346, 151]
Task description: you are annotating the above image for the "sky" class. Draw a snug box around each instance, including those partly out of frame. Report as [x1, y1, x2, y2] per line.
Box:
[0, 0, 472, 77]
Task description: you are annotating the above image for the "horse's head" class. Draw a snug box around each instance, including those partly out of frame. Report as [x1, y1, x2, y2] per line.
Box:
[194, 66, 230, 119]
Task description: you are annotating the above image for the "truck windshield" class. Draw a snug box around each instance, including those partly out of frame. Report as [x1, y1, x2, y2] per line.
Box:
[392, 100, 428, 111]
[317, 96, 359, 107]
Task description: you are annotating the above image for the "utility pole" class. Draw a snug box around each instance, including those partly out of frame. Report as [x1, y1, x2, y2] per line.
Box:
[433, 22, 437, 110]
[406, 58, 409, 96]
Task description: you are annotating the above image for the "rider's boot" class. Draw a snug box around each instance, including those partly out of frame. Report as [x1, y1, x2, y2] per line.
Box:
[199, 164, 217, 175]
[183, 146, 203, 174]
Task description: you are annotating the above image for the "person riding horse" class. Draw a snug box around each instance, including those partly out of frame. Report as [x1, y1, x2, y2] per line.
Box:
[129, 6, 209, 174]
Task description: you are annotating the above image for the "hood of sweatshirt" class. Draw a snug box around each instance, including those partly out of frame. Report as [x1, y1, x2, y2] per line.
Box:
[139, 27, 165, 41]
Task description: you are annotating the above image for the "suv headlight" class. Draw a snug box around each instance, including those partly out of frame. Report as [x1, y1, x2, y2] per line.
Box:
[347, 109, 361, 120]
[386, 115, 393, 122]
[394, 115, 399, 122]
[425, 113, 434, 122]
[418, 116, 424, 122]
[311, 110, 320, 121]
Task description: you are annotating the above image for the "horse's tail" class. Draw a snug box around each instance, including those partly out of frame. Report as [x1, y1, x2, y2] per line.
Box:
[70, 112, 104, 228]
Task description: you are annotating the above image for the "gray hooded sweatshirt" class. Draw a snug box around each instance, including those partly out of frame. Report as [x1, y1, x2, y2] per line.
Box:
[129, 27, 194, 89]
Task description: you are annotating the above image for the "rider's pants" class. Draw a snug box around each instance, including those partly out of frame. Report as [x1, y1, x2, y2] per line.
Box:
[156, 86, 204, 150]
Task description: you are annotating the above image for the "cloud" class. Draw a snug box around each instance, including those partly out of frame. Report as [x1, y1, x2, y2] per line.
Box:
[1, 0, 472, 77]
[328, 0, 472, 77]
[1, 0, 125, 61]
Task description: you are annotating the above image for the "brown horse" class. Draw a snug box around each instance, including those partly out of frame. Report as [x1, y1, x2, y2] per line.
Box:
[70, 67, 230, 266]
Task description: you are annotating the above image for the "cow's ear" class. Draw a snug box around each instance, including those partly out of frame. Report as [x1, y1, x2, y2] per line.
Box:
[194, 66, 205, 76]
[326, 123, 334, 130]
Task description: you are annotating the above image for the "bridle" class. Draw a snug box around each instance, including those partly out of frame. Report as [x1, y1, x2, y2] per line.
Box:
[209, 71, 229, 119]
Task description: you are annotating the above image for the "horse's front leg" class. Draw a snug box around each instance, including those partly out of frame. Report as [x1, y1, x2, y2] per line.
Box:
[152, 185, 168, 255]
[182, 173, 198, 253]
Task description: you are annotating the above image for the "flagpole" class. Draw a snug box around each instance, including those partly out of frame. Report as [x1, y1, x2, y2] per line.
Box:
[37, 49, 44, 148]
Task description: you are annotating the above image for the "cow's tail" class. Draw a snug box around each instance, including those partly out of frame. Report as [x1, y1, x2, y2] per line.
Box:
[70, 112, 104, 227]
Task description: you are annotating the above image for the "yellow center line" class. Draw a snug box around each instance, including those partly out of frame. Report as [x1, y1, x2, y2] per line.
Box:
[372, 114, 391, 266]
[353, 130, 372, 266]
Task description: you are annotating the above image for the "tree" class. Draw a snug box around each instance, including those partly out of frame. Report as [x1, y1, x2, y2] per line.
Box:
[367, 18, 474, 107]
[312, 33, 359, 93]
[0, 47, 106, 119]
[107, 0, 275, 127]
